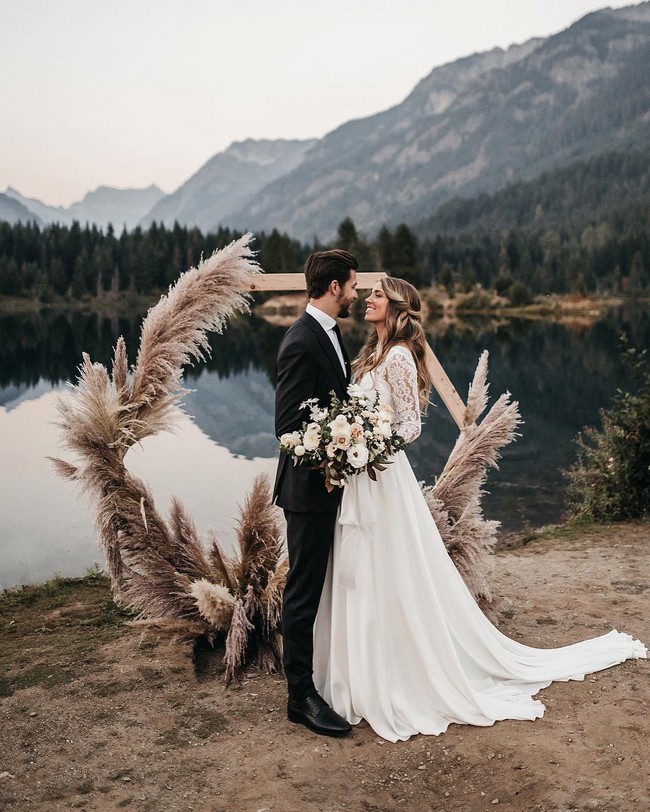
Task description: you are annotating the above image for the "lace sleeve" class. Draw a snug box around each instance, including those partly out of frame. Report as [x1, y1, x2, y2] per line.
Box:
[382, 347, 421, 443]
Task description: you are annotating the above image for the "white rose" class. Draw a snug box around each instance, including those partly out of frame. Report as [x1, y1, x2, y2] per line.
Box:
[280, 431, 302, 448]
[294, 445, 306, 457]
[379, 421, 393, 439]
[303, 434, 320, 452]
[347, 443, 369, 469]
[326, 441, 336, 459]
[303, 425, 321, 452]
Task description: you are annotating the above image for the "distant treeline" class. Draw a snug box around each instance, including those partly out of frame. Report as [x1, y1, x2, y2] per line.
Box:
[0, 222, 311, 300]
[424, 199, 649, 298]
[0, 218, 426, 301]
[417, 146, 650, 297]
[1, 146, 649, 301]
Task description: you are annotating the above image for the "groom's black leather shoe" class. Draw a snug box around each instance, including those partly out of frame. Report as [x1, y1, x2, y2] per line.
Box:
[287, 693, 352, 737]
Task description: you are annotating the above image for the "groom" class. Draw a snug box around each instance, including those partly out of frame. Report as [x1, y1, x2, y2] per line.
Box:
[273, 249, 358, 737]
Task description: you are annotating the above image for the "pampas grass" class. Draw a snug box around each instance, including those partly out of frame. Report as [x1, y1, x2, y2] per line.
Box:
[52, 233, 520, 679]
[424, 350, 522, 610]
[51, 236, 286, 682]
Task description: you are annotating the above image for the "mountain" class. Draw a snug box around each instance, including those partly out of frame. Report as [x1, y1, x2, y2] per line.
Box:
[0, 192, 43, 227]
[5, 184, 165, 231]
[140, 138, 317, 233]
[231, 3, 650, 241]
[418, 144, 650, 237]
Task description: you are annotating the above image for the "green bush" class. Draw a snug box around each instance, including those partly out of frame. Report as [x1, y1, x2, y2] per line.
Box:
[565, 340, 650, 521]
[508, 280, 533, 307]
[494, 274, 513, 296]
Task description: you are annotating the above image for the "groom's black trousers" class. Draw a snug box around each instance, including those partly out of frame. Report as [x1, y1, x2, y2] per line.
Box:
[282, 507, 338, 701]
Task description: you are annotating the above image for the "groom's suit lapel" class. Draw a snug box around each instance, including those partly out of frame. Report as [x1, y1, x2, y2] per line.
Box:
[300, 312, 349, 389]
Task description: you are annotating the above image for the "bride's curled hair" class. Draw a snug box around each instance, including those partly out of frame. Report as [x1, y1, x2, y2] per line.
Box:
[353, 277, 432, 410]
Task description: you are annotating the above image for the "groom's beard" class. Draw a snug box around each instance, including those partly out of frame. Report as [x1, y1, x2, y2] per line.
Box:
[336, 293, 355, 319]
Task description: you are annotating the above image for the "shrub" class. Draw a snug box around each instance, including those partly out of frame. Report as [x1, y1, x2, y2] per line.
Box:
[565, 340, 650, 521]
[494, 274, 513, 296]
[508, 280, 533, 307]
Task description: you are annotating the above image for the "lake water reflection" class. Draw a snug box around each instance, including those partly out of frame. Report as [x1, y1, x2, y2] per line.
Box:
[1, 304, 648, 590]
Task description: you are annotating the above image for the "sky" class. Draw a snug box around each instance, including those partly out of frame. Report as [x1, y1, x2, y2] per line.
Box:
[0, 0, 643, 207]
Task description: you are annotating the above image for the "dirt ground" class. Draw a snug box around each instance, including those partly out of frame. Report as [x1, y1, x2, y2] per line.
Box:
[1, 522, 648, 812]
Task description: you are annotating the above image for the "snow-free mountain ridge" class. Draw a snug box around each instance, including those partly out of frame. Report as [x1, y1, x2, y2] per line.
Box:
[4, 3, 650, 241]
[232, 3, 650, 240]
[5, 185, 165, 231]
[140, 138, 317, 232]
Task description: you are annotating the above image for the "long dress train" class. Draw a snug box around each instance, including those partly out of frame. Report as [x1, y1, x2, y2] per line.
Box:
[313, 346, 647, 742]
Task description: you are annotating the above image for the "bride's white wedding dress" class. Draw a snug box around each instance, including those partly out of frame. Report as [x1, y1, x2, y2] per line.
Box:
[313, 345, 647, 742]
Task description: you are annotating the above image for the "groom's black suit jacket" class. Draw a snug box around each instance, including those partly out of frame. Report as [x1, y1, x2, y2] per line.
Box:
[273, 311, 350, 513]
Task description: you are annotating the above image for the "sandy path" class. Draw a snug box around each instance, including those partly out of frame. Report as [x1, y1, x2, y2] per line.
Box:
[1, 522, 648, 812]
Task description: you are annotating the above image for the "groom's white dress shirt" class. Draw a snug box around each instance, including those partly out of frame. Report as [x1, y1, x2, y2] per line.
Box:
[305, 303, 346, 375]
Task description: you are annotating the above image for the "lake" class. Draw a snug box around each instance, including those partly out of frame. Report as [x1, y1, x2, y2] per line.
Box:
[1, 303, 648, 590]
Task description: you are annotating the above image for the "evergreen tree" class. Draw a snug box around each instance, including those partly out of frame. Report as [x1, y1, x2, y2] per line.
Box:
[336, 217, 358, 252]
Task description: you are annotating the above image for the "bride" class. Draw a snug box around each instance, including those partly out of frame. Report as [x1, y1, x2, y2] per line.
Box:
[313, 276, 647, 742]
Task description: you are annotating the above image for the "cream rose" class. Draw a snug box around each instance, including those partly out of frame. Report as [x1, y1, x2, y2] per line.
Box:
[333, 431, 351, 450]
[303, 423, 321, 451]
[378, 403, 393, 421]
[280, 431, 301, 448]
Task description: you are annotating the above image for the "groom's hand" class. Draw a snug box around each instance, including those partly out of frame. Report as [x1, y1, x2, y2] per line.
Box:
[304, 459, 336, 492]
[324, 462, 335, 493]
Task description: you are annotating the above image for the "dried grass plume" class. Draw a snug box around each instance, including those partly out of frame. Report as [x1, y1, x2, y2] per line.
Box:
[424, 350, 522, 611]
[52, 234, 520, 680]
[51, 236, 286, 682]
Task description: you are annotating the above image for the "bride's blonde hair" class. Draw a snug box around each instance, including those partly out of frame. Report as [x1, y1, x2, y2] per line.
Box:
[352, 277, 432, 410]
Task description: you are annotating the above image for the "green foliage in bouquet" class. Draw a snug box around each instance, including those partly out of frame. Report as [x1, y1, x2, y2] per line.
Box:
[565, 338, 650, 522]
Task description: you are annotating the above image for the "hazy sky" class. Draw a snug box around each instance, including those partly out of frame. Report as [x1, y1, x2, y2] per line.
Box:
[1, 0, 642, 206]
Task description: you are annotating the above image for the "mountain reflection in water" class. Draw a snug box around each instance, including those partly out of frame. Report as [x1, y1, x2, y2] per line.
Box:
[0, 303, 648, 589]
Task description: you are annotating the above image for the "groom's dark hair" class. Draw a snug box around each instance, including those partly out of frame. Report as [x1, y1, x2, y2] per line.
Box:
[305, 249, 358, 299]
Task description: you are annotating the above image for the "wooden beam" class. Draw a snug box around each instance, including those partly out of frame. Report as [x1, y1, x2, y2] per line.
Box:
[247, 271, 387, 291]
[425, 349, 467, 430]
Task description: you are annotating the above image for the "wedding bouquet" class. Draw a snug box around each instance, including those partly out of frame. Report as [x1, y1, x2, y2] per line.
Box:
[279, 384, 407, 488]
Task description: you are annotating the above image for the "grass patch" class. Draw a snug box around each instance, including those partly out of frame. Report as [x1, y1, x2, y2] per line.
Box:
[0, 573, 130, 697]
